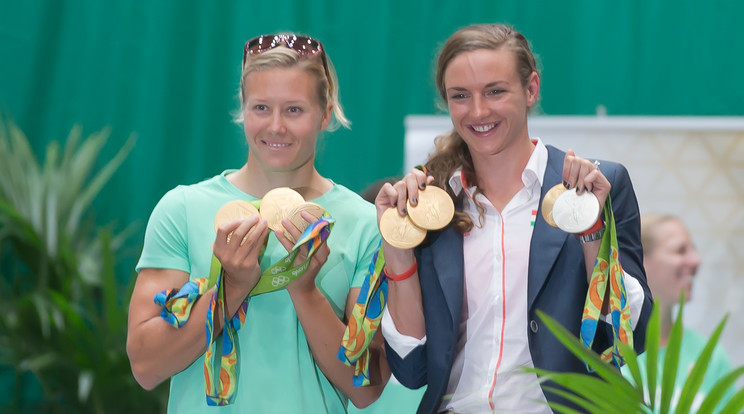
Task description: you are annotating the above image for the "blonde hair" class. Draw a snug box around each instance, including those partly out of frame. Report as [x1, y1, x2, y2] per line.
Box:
[641, 213, 681, 256]
[234, 44, 350, 131]
[427, 24, 540, 233]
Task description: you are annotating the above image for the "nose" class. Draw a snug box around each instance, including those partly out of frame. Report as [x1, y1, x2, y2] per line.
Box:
[268, 112, 286, 135]
[686, 246, 701, 270]
[471, 95, 489, 119]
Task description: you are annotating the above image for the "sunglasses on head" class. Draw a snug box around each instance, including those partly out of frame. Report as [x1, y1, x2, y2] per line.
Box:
[243, 34, 332, 92]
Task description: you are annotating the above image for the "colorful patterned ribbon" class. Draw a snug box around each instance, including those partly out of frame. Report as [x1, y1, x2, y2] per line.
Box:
[337, 241, 388, 386]
[579, 195, 634, 368]
[154, 212, 334, 406]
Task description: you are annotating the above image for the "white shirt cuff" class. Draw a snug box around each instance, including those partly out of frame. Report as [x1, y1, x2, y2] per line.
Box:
[600, 271, 644, 330]
[381, 306, 427, 359]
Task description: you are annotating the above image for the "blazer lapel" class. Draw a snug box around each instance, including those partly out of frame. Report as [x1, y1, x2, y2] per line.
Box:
[429, 228, 464, 328]
[528, 146, 569, 309]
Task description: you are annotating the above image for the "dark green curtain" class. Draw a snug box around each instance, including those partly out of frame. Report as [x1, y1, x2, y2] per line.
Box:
[1, 0, 743, 273]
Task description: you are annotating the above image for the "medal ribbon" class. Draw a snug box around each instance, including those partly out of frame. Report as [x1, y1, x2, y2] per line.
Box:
[337, 241, 388, 386]
[579, 195, 634, 368]
[153, 209, 334, 406]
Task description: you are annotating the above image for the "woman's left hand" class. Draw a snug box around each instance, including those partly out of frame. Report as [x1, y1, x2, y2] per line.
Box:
[275, 210, 330, 294]
[562, 149, 611, 208]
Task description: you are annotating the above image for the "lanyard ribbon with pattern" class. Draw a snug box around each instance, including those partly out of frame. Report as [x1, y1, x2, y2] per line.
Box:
[153, 209, 334, 405]
[337, 241, 387, 386]
[579, 195, 634, 368]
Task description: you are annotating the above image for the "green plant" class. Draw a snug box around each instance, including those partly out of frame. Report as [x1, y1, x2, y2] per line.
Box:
[533, 298, 744, 414]
[0, 118, 168, 413]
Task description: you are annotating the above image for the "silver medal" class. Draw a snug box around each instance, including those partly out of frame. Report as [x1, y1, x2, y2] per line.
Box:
[552, 189, 601, 233]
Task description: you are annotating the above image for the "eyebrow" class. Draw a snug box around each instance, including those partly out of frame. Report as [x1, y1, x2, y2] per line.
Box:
[446, 81, 509, 92]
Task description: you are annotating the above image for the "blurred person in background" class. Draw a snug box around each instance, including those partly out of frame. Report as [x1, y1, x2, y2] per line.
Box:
[625, 214, 733, 412]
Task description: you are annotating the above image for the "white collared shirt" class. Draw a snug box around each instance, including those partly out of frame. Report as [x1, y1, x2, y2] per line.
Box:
[381, 139, 645, 414]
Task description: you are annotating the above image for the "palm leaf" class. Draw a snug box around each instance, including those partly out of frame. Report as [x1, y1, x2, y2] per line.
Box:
[541, 385, 603, 413]
[645, 300, 661, 408]
[718, 387, 744, 414]
[658, 299, 684, 414]
[696, 366, 744, 413]
[617, 336, 644, 399]
[535, 310, 639, 400]
[674, 314, 728, 413]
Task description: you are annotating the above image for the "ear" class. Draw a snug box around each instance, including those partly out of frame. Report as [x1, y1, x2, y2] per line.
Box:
[320, 104, 332, 130]
[525, 71, 540, 108]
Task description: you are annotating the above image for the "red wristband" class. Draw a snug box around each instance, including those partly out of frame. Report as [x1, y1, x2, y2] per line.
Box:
[384, 259, 418, 282]
[578, 216, 604, 236]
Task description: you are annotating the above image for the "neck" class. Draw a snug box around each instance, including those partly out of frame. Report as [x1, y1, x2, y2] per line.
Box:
[229, 157, 332, 200]
[471, 138, 534, 211]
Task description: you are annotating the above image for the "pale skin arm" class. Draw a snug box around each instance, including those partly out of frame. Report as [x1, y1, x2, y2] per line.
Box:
[562, 149, 612, 312]
[126, 216, 269, 390]
[374, 169, 433, 340]
[276, 211, 390, 409]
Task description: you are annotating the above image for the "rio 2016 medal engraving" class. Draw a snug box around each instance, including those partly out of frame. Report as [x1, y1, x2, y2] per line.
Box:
[541, 183, 566, 228]
[406, 186, 455, 230]
[552, 189, 601, 233]
[379, 207, 426, 249]
[214, 200, 260, 232]
[285, 201, 326, 243]
[260, 187, 305, 232]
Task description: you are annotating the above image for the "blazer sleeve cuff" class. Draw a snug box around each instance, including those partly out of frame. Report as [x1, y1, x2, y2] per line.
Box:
[381, 306, 427, 358]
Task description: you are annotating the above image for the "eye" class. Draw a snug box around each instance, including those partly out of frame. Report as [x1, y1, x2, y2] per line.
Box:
[254, 104, 268, 111]
[449, 93, 468, 100]
[287, 106, 303, 114]
[488, 88, 506, 96]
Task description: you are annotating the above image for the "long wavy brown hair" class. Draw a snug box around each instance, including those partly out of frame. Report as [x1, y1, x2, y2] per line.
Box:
[426, 23, 539, 233]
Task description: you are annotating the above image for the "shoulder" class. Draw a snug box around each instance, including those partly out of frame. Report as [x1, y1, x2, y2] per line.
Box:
[323, 184, 376, 216]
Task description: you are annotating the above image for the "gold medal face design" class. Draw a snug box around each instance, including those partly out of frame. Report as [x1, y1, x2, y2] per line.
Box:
[260, 187, 306, 232]
[406, 186, 455, 231]
[284, 201, 326, 243]
[541, 183, 567, 228]
[379, 207, 426, 249]
[214, 200, 260, 232]
[552, 190, 601, 233]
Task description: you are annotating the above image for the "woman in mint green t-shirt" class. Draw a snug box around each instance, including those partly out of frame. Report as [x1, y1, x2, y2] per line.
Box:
[127, 33, 390, 413]
[624, 214, 733, 412]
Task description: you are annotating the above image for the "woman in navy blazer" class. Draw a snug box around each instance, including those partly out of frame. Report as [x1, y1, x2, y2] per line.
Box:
[374, 24, 653, 413]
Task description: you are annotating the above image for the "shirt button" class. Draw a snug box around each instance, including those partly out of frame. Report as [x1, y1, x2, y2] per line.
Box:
[530, 320, 539, 333]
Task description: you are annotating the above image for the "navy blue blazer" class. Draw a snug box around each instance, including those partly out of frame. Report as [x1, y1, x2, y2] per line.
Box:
[385, 145, 653, 414]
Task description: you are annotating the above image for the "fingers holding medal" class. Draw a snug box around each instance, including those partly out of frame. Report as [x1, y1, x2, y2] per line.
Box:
[379, 183, 455, 250]
[542, 150, 609, 234]
[214, 187, 329, 245]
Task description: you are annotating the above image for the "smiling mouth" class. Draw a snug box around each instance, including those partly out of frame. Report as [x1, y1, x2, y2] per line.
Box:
[262, 140, 292, 149]
[471, 123, 496, 133]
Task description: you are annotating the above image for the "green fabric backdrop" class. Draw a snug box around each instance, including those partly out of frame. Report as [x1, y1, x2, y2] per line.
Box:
[1, 0, 743, 273]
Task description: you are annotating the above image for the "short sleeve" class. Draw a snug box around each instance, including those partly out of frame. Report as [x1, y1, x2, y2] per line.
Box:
[135, 186, 191, 273]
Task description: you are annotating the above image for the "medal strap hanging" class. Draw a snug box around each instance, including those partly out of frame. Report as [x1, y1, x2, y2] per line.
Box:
[338, 241, 388, 386]
[154, 210, 335, 406]
[203, 213, 335, 404]
[578, 195, 634, 369]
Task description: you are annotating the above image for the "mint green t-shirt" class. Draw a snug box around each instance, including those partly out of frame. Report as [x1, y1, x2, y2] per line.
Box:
[622, 327, 733, 413]
[137, 172, 380, 413]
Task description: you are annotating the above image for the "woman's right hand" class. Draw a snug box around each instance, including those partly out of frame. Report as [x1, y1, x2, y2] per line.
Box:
[374, 168, 433, 262]
[213, 215, 270, 295]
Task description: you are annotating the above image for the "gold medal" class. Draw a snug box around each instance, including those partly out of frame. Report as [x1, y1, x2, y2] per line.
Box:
[406, 186, 455, 230]
[259, 187, 306, 232]
[284, 201, 326, 242]
[541, 183, 567, 228]
[379, 207, 426, 249]
[213, 200, 260, 232]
